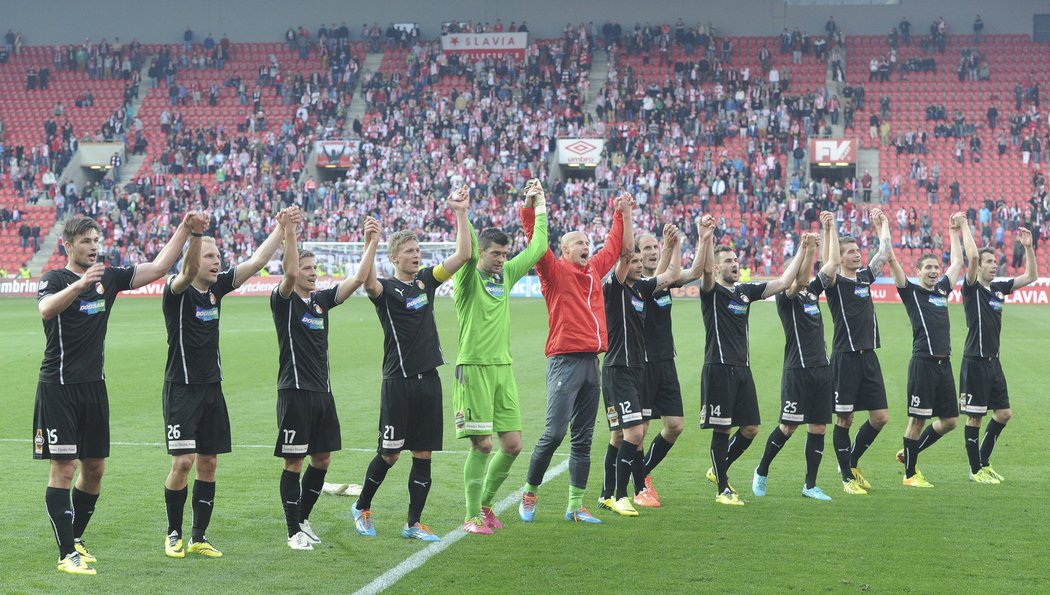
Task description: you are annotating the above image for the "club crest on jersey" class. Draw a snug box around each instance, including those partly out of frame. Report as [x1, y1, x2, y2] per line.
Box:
[95, 282, 105, 294]
[606, 406, 619, 426]
[209, 293, 217, 305]
[196, 306, 219, 321]
[405, 294, 429, 310]
[928, 296, 947, 307]
[79, 299, 106, 315]
[416, 279, 425, 290]
[484, 281, 504, 298]
[313, 303, 324, 315]
[937, 287, 947, 296]
[631, 296, 644, 312]
[994, 291, 1005, 300]
[727, 301, 748, 315]
[739, 294, 750, 303]
[854, 285, 870, 298]
[455, 410, 465, 430]
[301, 314, 324, 330]
[34, 429, 44, 454]
[654, 294, 672, 308]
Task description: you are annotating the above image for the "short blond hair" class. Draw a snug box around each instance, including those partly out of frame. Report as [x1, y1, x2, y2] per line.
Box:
[388, 230, 418, 259]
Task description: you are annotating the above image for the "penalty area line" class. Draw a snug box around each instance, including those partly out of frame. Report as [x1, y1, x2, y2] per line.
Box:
[353, 458, 571, 595]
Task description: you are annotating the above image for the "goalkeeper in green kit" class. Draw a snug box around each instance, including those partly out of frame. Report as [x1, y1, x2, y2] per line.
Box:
[453, 179, 549, 535]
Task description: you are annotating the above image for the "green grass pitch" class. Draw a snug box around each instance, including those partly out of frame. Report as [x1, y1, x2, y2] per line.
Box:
[1, 296, 1049, 592]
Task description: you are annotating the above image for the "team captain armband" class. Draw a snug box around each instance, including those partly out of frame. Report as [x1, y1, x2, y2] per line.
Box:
[433, 264, 452, 283]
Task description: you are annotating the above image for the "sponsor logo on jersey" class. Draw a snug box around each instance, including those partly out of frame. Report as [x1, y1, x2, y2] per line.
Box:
[606, 406, 619, 427]
[405, 294, 429, 310]
[928, 296, 948, 307]
[989, 299, 1003, 312]
[631, 296, 644, 312]
[727, 301, 748, 315]
[78, 299, 106, 315]
[301, 314, 324, 330]
[803, 303, 820, 316]
[854, 285, 870, 298]
[654, 294, 672, 308]
[484, 280, 505, 298]
[195, 306, 219, 321]
[95, 282, 105, 294]
[34, 429, 44, 454]
[455, 410, 465, 431]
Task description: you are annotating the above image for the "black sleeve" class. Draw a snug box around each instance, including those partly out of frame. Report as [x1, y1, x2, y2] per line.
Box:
[896, 281, 914, 300]
[418, 267, 440, 294]
[636, 277, 659, 296]
[109, 265, 137, 292]
[270, 284, 289, 310]
[994, 279, 1016, 295]
[936, 276, 953, 294]
[36, 270, 64, 302]
[857, 268, 876, 284]
[745, 282, 768, 301]
[212, 267, 238, 298]
[314, 286, 340, 310]
[807, 277, 825, 296]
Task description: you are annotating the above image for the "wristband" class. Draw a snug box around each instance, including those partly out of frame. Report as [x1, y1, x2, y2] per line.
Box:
[191, 232, 204, 237]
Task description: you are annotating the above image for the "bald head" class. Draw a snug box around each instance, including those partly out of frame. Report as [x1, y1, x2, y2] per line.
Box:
[560, 231, 590, 267]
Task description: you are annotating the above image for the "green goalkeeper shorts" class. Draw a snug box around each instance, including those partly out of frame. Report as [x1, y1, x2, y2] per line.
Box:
[452, 364, 522, 438]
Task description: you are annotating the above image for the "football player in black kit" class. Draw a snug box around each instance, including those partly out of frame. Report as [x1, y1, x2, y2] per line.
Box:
[350, 187, 472, 542]
[958, 220, 1038, 483]
[822, 208, 892, 495]
[161, 208, 296, 559]
[886, 212, 965, 487]
[634, 225, 687, 507]
[35, 212, 206, 574]
[273, 215, 381, 550]
[597, 220, 681, 517]
[697, 215, 806, 506]
[753, 213, 836, 501]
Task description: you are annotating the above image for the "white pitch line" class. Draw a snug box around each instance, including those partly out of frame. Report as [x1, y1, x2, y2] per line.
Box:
[353, 458, 572, 595]
[0, 438, 567, 458]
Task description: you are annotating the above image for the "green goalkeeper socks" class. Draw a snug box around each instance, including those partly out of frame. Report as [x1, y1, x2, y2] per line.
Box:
[464, 449, 489, 520]
[480, 450, 518, 508]
[567, 485, 585, 511]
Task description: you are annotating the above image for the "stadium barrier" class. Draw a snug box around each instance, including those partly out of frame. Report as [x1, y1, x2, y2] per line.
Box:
[4, 275, 1050, 304]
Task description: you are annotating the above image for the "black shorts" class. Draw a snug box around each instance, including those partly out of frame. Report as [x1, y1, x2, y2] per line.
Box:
[644, 359, 685, 418]
[830, 350, 888, 415]
[906, 357, 959, 419]
[780, 366, 834, 425]
[959, 356, 1010, 415]
[378, 370, 443, 454]
[700, 364, 760, 429]
[602, 366, 645, 430]
[33, 381, 109, 460]
[275, 389, 342, 458]
[162, 381, 232, 455]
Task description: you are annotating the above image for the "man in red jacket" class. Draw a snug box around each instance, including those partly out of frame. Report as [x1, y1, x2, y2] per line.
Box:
[518, 193, 633, 523]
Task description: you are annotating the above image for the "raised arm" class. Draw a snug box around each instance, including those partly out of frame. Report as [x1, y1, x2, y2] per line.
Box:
[867, 207, 891, 275]
[337, 217, 380, 304]
[363, 222, 383, 299]
[818, 211, 840, 287]
[886, 235, 908, 288]
[655, 223, 675, 275]
[945, 211, 965, 285]
[505, 180, 550, 284]
[438, 187, 472, 277]
[785, 232, 817, 299]
[587, 202, 626, 276]
[1012, 227, 1039, 289]
[131, 210, 199, 289]
[277, 210, 299, 298]
[699, 218, 717, 293]
[961, 213, 980, 285]
[235, 208, 293, 286]
[762, 235, 808, 298]
[654, 225, 682, 290]
[679, 214, 714, 285]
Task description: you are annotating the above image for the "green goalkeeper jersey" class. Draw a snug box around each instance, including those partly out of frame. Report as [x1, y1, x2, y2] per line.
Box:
[453, 209, 548, 365]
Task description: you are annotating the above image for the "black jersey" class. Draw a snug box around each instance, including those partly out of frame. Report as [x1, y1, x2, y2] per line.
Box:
[962, 278, 1014, 358]
[825, 269, 880, 353]
[643, 281, 676, 362]
[776, 278, 829, 369]
[37, 266, 137, 384]
[700, 281, 768, 366]
[370, 267, 444, 379]
[271, 285, 340, 392]
[898, 276, 953, 356]
[604, 276, 657, 368]
[163, 268, 239, 384]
